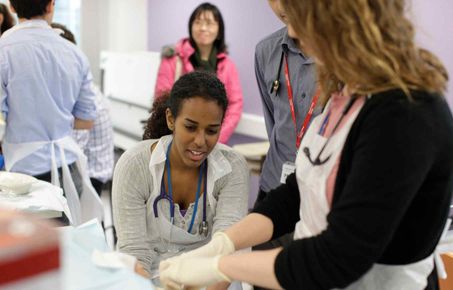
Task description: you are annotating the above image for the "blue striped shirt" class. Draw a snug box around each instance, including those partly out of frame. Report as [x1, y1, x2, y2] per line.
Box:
[0, 20, 96, 175]
[254, 27, 318, 192]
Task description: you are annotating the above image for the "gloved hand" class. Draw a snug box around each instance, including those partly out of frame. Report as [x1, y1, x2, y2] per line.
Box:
[160, 231, 235, 271]
[159, 255, 230, 290]
[180, 231, 235, 259]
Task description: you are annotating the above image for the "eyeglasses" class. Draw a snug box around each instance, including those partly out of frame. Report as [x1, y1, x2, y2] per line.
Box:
[193, 19, 218, 28]
[303, 97, 358, 166]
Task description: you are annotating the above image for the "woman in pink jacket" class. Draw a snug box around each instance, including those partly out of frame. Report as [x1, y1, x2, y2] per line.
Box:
[155, 2, 243, 144]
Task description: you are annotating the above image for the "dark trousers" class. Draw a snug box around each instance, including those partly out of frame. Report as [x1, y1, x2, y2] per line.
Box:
[426, 266, 440, 290]
[34, 166, 64, 182]
[90, 177, 104, 196]
[36, 169, 104, 196]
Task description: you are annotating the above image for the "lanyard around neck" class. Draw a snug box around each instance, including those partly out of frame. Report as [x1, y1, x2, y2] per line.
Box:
[164, 141, 206, 233]
[283, 52, 320, 149]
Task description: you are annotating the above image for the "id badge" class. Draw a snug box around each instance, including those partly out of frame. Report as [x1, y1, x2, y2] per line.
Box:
[280, 162, 296, 184]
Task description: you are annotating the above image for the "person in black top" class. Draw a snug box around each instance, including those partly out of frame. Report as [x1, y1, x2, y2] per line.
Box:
[158, 1, 453, 289]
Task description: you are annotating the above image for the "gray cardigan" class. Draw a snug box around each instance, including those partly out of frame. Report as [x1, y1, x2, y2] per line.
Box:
[112, 136, 249, 273]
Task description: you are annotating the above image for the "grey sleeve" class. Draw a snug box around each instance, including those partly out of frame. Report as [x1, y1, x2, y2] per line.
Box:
[112, 145, 153, 271]
[254, 45, 274, 139]
[212, 150, 250, 233]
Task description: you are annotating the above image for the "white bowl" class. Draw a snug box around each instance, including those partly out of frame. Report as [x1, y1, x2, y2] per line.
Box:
[0, 172, 38, 195]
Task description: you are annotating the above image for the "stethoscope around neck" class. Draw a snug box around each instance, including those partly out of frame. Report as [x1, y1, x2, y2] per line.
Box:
[152, 141, 209, 237]
[303, 95, 363, 166]
[269, 47, 288, 96]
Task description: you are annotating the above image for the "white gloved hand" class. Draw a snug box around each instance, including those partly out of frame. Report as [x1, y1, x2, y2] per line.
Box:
[182, 231, 235, 259]
[159, 255, 230, 290]
[161, 231, 235, 270]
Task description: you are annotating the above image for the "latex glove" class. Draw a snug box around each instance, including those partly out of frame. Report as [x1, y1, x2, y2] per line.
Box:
[176, 231, 235, 261]
[159, 255, 230, 290]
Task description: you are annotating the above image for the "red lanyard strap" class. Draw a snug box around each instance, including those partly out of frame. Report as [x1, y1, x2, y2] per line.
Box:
[283, 53, 320, 149]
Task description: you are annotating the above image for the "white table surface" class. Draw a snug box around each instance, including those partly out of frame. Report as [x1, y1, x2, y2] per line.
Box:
[0, 180, 70, 220]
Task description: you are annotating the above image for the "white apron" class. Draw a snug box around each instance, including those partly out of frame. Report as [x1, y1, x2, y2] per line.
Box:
[293, 98, 449, 290]
[3, 136, 104, 226]
[1, 21, 103, 226]
[148, 197, 243, 290]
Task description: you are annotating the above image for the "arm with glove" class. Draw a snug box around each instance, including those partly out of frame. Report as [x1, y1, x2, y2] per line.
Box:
[159, 213, 283, 289]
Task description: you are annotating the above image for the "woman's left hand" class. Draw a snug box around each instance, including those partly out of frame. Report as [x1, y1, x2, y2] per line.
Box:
[159, 255, 230, 289]
[134, 261, 150, 279]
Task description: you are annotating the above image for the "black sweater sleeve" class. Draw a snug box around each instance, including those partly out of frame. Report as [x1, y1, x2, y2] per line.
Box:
[273, 93, 453, 290]
[253, 172, 300, 239]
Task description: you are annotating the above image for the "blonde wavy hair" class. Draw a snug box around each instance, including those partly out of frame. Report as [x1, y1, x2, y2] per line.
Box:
[281, 0, 448, 103]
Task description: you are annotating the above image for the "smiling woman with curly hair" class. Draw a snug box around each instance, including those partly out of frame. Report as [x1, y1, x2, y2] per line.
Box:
[113, 71, 248, 290]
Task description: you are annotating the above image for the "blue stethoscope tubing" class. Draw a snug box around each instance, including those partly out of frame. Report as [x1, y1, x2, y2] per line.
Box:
[152, 141, 208, 236]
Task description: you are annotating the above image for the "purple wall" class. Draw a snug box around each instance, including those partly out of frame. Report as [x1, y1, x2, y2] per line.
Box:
[147, 1, 453, 208]
[148, 1, 453, 112]
[147, 0, 283, 115]
[412, 0, 453, 107]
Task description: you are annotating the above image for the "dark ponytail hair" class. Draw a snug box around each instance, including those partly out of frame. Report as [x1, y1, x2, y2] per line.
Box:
[143, 71, 228, 140]
[50, 22, 76, 45]
[0, 3, 15, 34]
[143, 92, 172, 140]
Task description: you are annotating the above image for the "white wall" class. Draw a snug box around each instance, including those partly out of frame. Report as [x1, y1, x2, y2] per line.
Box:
[80, 0, 148, 84]
[80, 0, 105, 84]
[104, 0, 148, 52]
